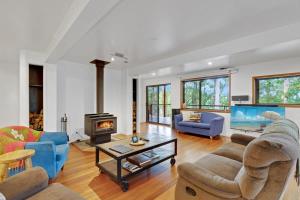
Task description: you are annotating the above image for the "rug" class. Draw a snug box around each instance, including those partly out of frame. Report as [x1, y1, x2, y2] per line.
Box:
[72, 134, 130, 152]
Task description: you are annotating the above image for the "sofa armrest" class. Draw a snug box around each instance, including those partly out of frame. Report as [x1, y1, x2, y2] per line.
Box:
[177, 163, 241, 198]
[25, 142, 57, 178]
[175, 114, 183, 124]
[40, 132, 68, 145]
[231, 134, 256, 146]
[209, 117, 224, 136]
[0, 167, 48, 200]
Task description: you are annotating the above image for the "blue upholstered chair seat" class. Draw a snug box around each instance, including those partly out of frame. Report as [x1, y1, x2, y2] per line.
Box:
[178, 121, 211, 129]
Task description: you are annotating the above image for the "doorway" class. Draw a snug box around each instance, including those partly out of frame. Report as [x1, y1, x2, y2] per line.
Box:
[146, 84, 171, 125]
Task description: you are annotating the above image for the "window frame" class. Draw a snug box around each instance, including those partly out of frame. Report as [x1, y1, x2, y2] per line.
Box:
[181, 75, 231, 113]
[146, 83, 172, 125]
[252, 72, 300, 107]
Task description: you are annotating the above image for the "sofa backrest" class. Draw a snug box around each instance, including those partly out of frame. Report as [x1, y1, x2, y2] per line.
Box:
[200, 112, 223, 123]
[236, 119, 300, 199]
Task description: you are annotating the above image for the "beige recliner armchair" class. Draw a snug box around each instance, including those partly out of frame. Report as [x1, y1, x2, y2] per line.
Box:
[175, 119, 300, 200]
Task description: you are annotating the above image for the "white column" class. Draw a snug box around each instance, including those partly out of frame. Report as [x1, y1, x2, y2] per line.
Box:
[43, 64, 58, 131]
[136, 77, 142, 133]
[120, 69, 133, 134]
[19, 51, 29, 126]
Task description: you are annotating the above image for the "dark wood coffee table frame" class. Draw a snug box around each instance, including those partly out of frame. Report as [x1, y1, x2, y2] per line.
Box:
[95, 138, 177, 192]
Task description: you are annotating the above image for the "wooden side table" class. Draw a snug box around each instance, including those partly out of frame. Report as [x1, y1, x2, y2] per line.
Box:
[0, 149, 35, 182]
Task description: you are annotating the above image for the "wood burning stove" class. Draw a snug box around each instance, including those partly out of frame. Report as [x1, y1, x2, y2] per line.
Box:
[86, 60, 116, 145]
[85, 113, 117, 145]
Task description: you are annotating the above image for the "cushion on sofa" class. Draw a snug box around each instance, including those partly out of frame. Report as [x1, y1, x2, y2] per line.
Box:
[27, 183, 84, 200]
[181, 110, 194, 121]
[177, 154, 242, 198]
[213, 142, 246, 162]
[194, 154, 242, 181]
[178, 121, 210, 129]
[177, 163, 242, 199]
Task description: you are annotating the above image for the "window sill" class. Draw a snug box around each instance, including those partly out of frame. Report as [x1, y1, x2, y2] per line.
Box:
[180, 108, 230, 113]
[254, 104, 300, 108]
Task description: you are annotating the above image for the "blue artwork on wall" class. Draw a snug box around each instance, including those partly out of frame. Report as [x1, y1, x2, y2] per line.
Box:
[230, 105, 285, 131]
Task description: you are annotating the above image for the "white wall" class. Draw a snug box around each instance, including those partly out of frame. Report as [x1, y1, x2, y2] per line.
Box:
[0, 62, 19, 127]
[56, 61, 127, 141]
[57, 61, 96, 141]
[2, 53, 127, 139]
[104, 68, 126, 133]
[43, 64, 58, 131]
[140, 57, 300, 136]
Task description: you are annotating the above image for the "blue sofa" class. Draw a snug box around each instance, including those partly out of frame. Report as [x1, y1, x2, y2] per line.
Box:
[25, 132, 69, 179]
[175, 112, 224, 138]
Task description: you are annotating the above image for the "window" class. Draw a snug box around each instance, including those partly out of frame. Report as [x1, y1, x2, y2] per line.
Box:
[253, 73, 300, 106]
[146, 84, 171, 124]
[182, 76, 230, 111]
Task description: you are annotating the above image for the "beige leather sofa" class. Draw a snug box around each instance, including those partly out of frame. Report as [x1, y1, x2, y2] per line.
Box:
[0, 167, 84, 200]
[175, 119, 300, 200]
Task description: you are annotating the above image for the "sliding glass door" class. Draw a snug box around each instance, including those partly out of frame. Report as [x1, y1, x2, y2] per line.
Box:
[146, 84, 171, 125]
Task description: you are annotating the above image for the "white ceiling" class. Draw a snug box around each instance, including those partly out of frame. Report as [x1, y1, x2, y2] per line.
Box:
[139, 39, 300, 78]
[1, 0, 300, 76]
[62, 0, 300, 69]
[0, 0, 73, 62]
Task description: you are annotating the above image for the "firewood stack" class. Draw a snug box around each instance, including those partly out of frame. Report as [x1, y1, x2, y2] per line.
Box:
[29, 109, 43, 130]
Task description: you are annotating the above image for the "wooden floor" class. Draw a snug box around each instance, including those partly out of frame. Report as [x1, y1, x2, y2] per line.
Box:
[55, 123, 299, 200]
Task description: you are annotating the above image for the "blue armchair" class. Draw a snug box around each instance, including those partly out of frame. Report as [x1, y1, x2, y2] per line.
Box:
[25, 132, 69, 179]
[175, 112, 224, 138]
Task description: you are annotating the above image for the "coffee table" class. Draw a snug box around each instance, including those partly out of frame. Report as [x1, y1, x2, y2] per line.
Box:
[95, 134, 177, 191]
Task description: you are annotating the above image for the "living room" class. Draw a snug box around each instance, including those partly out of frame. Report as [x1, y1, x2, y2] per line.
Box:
[0, 0, 300, 200]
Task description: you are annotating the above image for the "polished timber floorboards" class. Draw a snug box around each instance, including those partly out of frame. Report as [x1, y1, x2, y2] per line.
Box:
[55, 123, 299, 200]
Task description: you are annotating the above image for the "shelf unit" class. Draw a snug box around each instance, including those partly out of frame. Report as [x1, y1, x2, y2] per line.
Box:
[29, 65, 44, 131]
[132, 79, 137, 133]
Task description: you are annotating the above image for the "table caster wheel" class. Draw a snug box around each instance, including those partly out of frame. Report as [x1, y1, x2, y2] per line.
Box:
[170, 158, 176, 166]
[121, 180, 129, 192]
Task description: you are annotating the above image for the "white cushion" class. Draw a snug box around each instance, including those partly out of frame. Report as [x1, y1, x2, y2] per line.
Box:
[181, 110, 194, 121]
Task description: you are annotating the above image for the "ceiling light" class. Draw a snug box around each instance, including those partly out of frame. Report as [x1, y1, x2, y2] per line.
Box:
[151, 72, 156, 76]
[208, 61, 213, 66]
[110, 52, 129, 63]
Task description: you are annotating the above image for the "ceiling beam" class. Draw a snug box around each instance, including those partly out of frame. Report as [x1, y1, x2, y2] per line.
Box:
[128, 22, 300, 76]
[45, 0, 122, 63]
